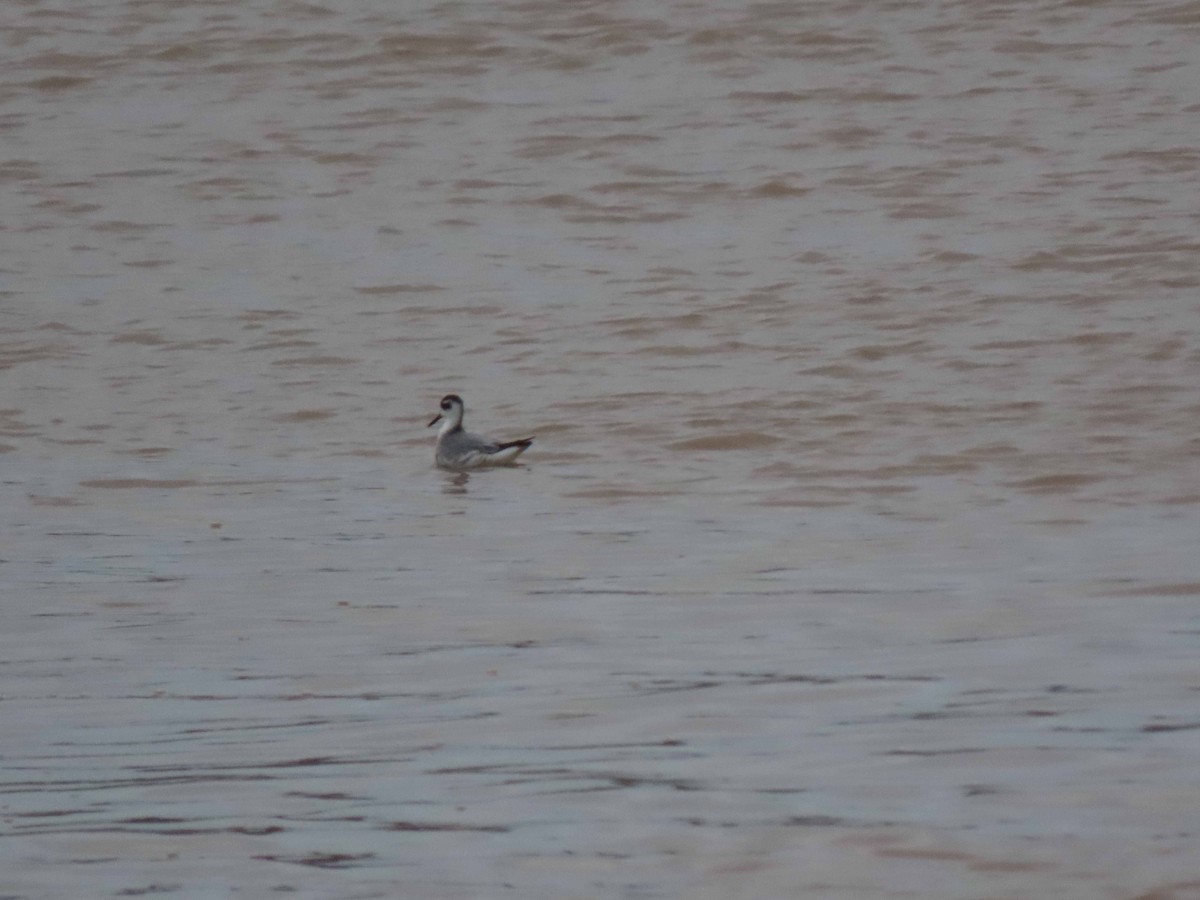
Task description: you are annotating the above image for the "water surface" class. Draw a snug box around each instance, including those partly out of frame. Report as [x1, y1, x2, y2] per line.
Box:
[3, 1, 1199, 897]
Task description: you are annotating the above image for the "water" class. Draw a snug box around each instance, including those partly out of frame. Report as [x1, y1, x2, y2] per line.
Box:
[3, 1, 1199, 897]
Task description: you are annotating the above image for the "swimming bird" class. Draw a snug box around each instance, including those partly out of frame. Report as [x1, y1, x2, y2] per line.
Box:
[427, 394, 534, 469]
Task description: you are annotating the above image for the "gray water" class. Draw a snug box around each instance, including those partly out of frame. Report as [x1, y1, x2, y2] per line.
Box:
[3, 1, 1199, 897]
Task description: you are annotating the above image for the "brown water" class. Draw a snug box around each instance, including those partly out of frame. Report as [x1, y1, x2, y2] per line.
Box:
[3, 1, 1200, 897]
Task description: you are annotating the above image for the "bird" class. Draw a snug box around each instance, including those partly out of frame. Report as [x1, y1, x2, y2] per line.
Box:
[427, 394, 534, 469]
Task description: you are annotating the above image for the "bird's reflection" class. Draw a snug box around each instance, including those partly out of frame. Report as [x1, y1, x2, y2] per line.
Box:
[441, 471, 470, 494]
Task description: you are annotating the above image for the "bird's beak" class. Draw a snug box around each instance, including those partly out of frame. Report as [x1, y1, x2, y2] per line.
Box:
[428, 413, 442, 427]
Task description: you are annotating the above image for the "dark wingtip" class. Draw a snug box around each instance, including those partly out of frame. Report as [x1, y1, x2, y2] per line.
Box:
[496, 437, 534, 451]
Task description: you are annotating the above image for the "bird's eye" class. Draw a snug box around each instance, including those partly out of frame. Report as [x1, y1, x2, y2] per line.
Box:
[441, 401, 451, 410]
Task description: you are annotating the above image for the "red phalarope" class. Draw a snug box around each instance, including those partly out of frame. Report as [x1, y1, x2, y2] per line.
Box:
[427, 394, 534, 469]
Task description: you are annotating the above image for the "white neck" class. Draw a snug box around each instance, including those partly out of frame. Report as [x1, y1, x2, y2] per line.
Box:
[439, 405, 464, 434]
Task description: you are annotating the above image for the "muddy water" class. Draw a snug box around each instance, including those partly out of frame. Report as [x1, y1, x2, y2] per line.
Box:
[3, 1, 1199, 897]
